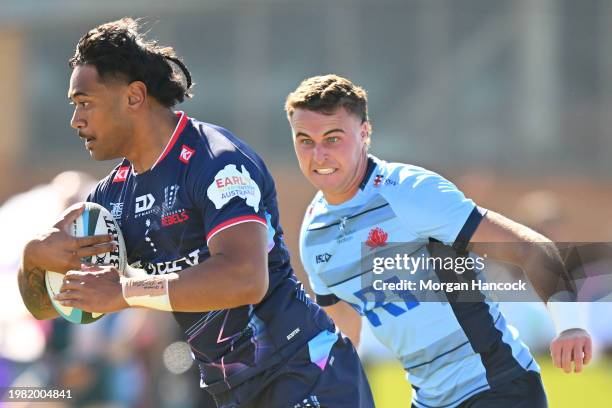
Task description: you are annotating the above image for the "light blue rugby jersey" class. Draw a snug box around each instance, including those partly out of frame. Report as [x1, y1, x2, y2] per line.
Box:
[299, 156, 539, 408]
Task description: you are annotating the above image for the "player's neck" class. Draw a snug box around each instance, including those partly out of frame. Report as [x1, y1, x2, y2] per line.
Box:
[125, 108, 180, 173]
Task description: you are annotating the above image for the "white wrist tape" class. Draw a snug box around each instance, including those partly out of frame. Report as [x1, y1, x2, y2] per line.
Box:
[546, 291, 588, 334]
[121, 273, 178, 311]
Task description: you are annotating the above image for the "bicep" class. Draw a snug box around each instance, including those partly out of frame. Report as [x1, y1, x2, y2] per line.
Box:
[208, 221, 268, 269]
[469, 210, 549, 263]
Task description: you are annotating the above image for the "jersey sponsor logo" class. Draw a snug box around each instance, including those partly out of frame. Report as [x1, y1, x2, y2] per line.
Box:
[373, 174, 397, 187]
[352, 276, 419, 326]
[179, 144, 195, 163]
[315, 253, 332, 264]
[161, 210, 189, 227]
[207, 164, 261, 212]
[135, 194, 156, 215]
[373, 174, 384, 187]
[113, 166, 130, 183]
[139, 248, 201, 275]
[337, 235, 354, 243]
[109, 202, 124, 223]
[286, 327, 301, 340]
[366, 227, 388, 248]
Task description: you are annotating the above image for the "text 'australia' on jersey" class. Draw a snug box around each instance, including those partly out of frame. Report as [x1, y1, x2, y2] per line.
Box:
[300, 156, 539, 408]
[89, 112, 333, 391]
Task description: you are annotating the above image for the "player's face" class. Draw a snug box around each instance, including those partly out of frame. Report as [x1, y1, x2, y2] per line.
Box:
[290, 107, 369, 204]
[68, 64, 133, 161]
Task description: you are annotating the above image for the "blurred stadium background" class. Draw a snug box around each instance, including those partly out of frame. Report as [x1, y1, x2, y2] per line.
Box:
[1, 0, 611, 406]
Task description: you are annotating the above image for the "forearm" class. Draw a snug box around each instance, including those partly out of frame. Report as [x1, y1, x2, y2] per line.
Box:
[124, 252, 268, 313]
[517, 241, 573, 302]
[169, 253, 268, 311]
[470, 211, 573, 302]
[122, 222, 270, 313]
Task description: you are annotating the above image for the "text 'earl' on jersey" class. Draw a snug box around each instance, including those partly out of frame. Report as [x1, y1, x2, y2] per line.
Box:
[300, 155, 539, 408]
[88, 112, 334, 394]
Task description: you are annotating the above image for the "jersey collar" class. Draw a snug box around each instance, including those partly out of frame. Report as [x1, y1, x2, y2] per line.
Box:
[359, 155, 378, 190]
[150, 111, 189, 170]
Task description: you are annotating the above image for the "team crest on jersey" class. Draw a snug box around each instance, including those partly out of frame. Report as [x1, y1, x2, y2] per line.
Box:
[113, 166, 130, 183]
[179, 144, 195, 163]
[366, 227, 388, 248]
[163, 185, 180, 210]
[109, 202, 124, 221]
[207, 164, 261, 212]
[161, 184, 189, 227]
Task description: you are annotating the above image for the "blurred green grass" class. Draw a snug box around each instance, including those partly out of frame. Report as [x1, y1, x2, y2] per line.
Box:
[365, 354, 612, 407]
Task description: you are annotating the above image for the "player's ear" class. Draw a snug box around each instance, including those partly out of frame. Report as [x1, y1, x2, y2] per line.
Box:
[126, 81, 147, 110]
[360, 121, 370, 143]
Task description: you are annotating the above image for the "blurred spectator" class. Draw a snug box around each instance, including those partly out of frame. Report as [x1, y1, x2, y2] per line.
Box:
[0, 171, 97, 389]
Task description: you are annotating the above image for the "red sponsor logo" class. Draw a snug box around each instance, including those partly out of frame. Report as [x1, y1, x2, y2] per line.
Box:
[373, 174, 384, 187]
[161, 210, 190, 227]
[179, 145, 195, 164]
[366, 227, 388, 248]
[113, 166, 130, 183]
[215, 176, 248, 188]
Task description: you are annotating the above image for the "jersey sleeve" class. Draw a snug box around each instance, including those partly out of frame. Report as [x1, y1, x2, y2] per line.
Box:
[193, 152, 268, 245]
[385, 167, 486, 251]
[299, 203, 340, 307]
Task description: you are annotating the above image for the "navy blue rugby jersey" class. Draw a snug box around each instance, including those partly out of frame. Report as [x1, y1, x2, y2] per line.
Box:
[88, 112, 333, 391]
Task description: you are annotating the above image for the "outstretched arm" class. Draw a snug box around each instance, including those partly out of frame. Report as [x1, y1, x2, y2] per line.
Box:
[469, 210, 592, 373]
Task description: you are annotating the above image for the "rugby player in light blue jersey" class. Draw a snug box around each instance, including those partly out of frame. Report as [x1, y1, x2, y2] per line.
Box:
[285, 74, 592, 408]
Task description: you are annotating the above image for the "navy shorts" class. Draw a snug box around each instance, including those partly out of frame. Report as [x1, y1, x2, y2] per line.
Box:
[209, 331, 374, 408]
[411, 371, 548, 408]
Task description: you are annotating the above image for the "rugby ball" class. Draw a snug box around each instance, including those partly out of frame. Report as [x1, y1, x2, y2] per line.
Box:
[45, 202, 127, 324]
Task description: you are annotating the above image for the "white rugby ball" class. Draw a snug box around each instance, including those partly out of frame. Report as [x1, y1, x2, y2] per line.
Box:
[45, 202, 127, 324]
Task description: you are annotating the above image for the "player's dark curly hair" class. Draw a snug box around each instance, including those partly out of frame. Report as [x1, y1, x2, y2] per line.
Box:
[285, 74, 372, 135]
[69, 18, 193, 108]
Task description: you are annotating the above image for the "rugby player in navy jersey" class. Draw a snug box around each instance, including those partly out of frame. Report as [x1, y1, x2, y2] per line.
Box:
[17, 19, 374, 408]
[286, 74, 593, 408]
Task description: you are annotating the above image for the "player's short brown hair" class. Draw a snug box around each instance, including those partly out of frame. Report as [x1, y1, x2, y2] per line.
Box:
[285, 74, 372, 134]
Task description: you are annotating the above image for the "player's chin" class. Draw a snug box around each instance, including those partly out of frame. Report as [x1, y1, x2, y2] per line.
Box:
[310, 178, 342, 195]
[88, 149, 115, 162]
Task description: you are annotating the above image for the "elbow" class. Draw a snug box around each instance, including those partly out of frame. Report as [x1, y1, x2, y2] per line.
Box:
[244, 266, 269, 304]
[236, 259, 269, 305]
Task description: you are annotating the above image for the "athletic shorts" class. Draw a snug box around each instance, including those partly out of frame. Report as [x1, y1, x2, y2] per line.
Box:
[208, 330, 375, 408]
[411, 370, 548, 408]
